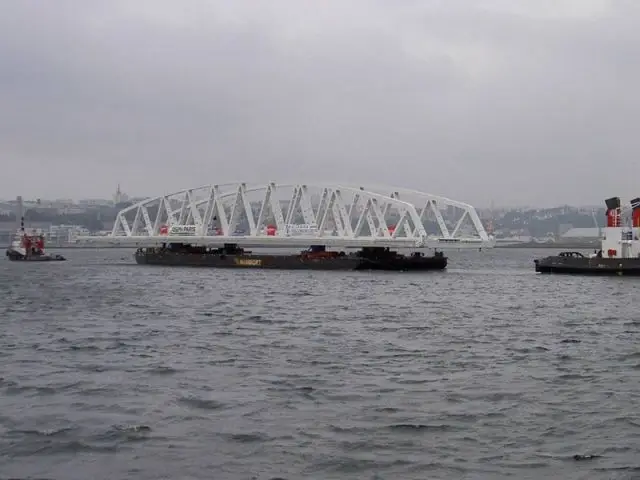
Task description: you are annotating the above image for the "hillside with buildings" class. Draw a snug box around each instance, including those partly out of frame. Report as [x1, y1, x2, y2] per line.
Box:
[478, 205, 604, 244]
[0, 185, 144, 245]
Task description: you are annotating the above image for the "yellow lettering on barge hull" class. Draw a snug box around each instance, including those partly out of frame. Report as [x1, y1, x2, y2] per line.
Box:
[234, 258, 262, 266]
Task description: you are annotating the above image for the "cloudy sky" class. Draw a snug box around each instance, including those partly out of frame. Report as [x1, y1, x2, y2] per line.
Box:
[1, 0, 638, 207]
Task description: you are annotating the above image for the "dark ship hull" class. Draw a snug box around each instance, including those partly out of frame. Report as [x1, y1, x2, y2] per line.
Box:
[534, 252, 640, 276]
[5, 249, 66, 262]
[134, 245, 447, 272]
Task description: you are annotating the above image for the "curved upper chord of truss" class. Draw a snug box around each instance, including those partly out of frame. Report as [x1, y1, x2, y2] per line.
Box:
[78, 182, 494, 249]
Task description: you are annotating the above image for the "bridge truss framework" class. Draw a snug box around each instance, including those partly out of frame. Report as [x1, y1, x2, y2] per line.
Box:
[75, 182, 495, 249]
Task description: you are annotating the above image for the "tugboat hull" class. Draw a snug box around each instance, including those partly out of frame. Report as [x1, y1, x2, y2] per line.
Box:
[5, 249, 66, 262]
[534, 254, 640, 276]
[134, 247, 447, 272]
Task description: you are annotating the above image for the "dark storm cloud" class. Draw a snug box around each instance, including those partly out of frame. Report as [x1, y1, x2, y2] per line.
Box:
[1, 0, 638, 206]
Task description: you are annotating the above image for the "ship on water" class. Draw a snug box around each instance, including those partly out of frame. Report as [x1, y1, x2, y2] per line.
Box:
[127, 214, 450, 272]
[534, 196, 640, 275]
[4, 196, 65, 262]
[5, 226, 66, 262]
[134, 242, 447, 271]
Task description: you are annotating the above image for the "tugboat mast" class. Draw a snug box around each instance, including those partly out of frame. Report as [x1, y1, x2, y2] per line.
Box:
[16, 195, 24, 233]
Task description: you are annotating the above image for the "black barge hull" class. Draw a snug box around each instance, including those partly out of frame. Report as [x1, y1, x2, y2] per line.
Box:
[535, 255, 640, 276]
[134, 248, 447, 272]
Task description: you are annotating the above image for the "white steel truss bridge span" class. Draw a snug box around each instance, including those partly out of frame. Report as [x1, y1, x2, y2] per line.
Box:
[75, 182, 495, 250]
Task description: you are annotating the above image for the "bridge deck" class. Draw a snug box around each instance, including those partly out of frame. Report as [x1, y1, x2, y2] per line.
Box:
[74, 234, 490, 249]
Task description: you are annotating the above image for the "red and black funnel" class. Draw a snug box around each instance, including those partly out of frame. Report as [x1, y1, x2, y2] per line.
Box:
[605, 197, 621, 211]
[631, 198, 640, 227]
[605, 197, 621, 227]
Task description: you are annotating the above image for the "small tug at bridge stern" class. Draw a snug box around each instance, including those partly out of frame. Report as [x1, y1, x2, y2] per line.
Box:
[534, 196, 640, 275]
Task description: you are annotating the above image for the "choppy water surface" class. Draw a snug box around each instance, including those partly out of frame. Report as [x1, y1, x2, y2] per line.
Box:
[1, 247, 640, 480]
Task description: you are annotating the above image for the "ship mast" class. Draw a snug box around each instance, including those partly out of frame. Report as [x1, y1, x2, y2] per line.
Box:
[16, 195, 24, 233]
[591, 209, 601, 238]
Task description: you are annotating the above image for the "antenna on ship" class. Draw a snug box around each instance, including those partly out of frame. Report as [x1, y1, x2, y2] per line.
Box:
[16, 195, 24, 233]
[591, 209, 601, 238]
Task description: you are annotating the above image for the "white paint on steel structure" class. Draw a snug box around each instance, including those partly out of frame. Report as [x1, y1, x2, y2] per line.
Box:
[75, 182, 494, 249]
[350, 185, 491, 242]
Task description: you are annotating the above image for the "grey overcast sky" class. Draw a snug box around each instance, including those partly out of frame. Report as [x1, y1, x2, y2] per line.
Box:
[0, 0, 638, 207]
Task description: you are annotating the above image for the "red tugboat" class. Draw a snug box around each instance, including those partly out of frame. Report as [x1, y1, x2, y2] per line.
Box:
[5, 217, 65, 262]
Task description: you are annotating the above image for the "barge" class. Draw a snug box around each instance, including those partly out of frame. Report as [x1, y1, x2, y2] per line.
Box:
[135, 243, 447, 271]
[534, 196, 640, 275]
